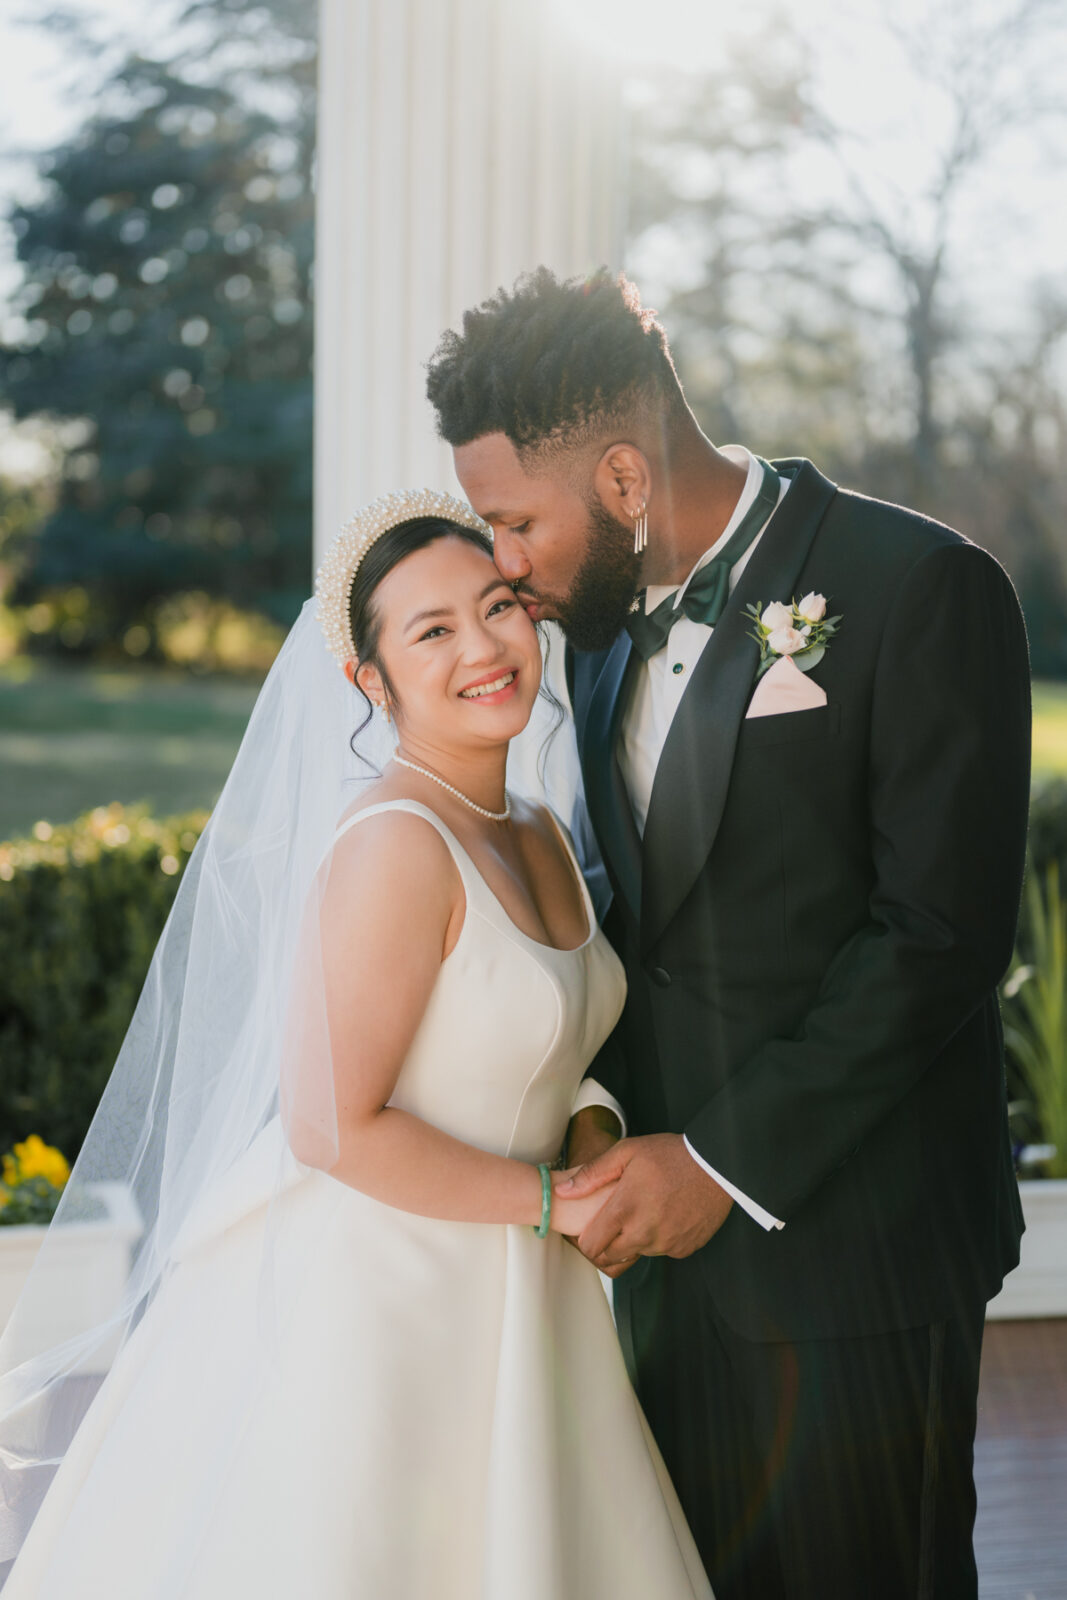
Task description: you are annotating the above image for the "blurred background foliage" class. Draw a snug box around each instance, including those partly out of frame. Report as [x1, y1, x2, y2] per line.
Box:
[1003, 851, 1067, 1179]
[0, 0, 314, 661]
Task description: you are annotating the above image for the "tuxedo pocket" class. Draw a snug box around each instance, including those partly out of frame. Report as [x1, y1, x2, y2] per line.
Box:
[737, 700, 841, 748]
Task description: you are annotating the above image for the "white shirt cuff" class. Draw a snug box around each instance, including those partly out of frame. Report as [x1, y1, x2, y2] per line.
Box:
[683, 1136, 784, 1231]
[571, 1078, 627, 1137]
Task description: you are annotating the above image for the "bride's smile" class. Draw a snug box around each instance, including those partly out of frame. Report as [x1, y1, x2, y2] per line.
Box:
[458, 667, 519, 702]
[348, 534, 543, 808]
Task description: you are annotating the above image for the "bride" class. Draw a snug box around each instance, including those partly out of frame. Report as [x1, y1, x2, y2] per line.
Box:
[0, 490, 712, 1598]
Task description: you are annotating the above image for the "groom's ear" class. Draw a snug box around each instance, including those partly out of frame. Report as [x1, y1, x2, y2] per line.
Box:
[593, 443, 651, 523]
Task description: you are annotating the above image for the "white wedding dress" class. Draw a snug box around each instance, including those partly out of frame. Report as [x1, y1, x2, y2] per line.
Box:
[4, 801, 712, 1600]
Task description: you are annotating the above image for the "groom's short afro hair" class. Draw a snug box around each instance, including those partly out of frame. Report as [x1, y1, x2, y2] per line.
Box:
[425, 267, 686, 462]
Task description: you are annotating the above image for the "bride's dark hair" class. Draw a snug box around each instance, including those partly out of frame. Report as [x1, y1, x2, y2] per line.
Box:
[346, 516, 494, 743]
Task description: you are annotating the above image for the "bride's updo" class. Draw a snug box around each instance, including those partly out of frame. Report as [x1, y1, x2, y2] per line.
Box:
[347, 516, 494, 726]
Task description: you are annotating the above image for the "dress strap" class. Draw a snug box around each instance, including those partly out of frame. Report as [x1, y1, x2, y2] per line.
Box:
[328, 799, 482, 899]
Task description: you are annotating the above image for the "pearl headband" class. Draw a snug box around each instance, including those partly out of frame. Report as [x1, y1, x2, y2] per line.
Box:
[314, 488, 493, 669]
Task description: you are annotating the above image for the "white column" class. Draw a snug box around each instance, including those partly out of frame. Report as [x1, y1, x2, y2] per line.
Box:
[313, 0, 624, 562]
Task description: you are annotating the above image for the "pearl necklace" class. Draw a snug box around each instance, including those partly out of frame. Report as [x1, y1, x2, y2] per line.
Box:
[392, 754, 511, 822]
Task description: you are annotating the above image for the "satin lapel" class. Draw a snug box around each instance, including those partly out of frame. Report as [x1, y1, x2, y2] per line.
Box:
[578, 632, 643, 919]
[640, 459, 838, 955]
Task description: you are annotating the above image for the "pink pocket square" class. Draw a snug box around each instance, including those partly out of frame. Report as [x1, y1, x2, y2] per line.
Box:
[745, 655, 828, 718]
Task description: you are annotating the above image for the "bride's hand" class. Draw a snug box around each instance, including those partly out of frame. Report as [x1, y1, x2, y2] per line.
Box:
[550, 1175, 619, 1240]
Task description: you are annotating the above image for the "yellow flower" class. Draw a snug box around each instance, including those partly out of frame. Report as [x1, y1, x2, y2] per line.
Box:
[3, 1136, 70, 1190]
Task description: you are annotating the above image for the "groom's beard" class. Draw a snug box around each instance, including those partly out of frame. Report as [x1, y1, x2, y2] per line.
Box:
[552, 501, 641, 654]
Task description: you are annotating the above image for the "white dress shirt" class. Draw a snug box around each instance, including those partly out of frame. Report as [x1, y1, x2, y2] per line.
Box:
[617, 444, 788, 1231]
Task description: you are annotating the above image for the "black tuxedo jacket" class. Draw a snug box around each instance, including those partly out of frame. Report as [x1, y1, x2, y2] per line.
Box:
[568, 458, 1030, 1342]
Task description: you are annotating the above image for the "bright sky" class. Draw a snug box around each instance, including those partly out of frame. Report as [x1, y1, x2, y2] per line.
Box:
[562, 0, 1067, 298]
[0, 1, 185, 216]
[0, 0, 1064, 473]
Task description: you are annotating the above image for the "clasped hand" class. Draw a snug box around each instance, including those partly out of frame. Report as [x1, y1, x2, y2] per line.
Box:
[552, 1133, 734, 1279]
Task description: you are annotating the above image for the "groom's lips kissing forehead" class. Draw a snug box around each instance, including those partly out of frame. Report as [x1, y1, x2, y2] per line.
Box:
[515, 590, 556, 623]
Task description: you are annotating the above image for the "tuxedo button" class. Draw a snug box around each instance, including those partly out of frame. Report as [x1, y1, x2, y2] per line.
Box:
[650, 966, 672, 988]
[672, 662, 685, 675]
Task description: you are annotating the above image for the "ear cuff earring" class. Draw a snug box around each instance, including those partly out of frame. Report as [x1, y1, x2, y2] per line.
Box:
[630, 500, 649, 555]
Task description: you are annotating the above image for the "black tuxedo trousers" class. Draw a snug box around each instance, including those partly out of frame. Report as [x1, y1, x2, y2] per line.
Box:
[615, 1251, 986, 1600]
[568, 458, 1031, 1595]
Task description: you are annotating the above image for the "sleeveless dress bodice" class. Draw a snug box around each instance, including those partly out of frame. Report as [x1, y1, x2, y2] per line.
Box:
[341, 799, 626, 1166]
[4, 802, 713, 1600]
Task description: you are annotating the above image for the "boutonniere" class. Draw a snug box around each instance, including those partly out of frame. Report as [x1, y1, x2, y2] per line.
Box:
[745, 592, 842, 679]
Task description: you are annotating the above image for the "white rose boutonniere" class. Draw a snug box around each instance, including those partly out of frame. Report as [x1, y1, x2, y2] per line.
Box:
[766, 623, 809, 657]
[760, 600, 793, 632]
[796, 591, 826, 622]
[745, 593, 841, 678]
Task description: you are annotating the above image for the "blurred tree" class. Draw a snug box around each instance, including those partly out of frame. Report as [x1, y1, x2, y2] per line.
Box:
[801, 0, 1065, 505]
[0, 2, 315, 645]
[0, 475, 54, 659]
[0, 476, 52, 583]
[627, 40, 910, 477]
[628, 36, 820, 450]
[629, 3, 1067, 673]
[951, 290, 1067, 677]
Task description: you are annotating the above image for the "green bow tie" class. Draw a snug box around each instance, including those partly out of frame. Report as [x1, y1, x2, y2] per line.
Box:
[625, 457, 780, 662]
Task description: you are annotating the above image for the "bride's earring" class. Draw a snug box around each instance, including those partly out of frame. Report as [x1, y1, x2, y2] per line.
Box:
[630, 499, 648, 556]
[377, 699, 391, 725]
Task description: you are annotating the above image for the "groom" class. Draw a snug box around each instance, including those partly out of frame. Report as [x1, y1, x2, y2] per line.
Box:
[427, 268, 1030, 1600]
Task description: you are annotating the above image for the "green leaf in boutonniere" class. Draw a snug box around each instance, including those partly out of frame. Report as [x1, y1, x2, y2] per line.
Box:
[792, 643, 825, 674]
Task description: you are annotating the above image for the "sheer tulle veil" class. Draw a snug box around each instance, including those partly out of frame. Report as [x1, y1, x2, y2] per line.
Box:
[0, 567, 586, 1562]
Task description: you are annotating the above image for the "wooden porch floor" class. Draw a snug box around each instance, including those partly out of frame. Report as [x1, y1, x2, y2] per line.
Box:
[975, 1318, 1067, 1599]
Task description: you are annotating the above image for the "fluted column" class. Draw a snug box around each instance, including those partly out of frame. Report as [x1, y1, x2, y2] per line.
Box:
[313, 0, 624, 560]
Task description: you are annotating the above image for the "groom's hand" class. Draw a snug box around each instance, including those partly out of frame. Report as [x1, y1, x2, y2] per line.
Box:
[554, 1134, 733, 1276]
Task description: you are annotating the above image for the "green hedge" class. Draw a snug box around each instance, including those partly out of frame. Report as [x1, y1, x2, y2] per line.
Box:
[0, 803, 207, 1162]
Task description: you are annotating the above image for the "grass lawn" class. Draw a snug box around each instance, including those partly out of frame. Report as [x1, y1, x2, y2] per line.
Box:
[2, 659, 1065, 845]
[0, 657, 263, 842]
